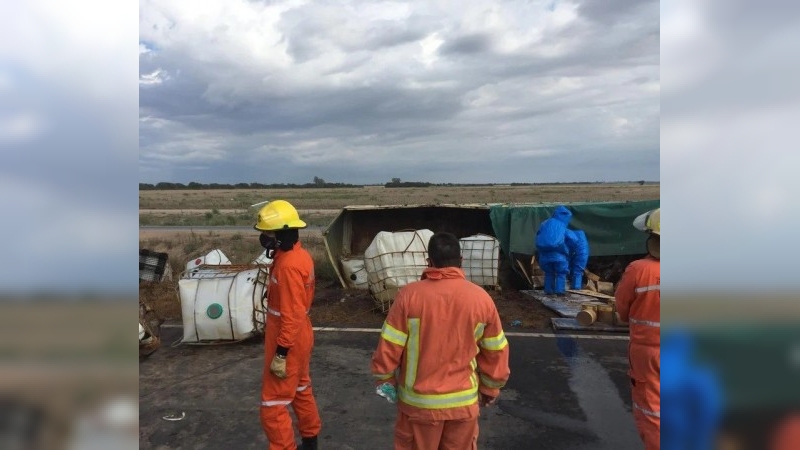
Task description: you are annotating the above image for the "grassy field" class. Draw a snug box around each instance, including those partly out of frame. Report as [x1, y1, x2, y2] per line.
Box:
[139, 183, 660, 210]
[139, 183, 659, 226]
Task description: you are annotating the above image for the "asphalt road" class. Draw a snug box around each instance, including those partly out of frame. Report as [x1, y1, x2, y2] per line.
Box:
[139, 327, 640, 449]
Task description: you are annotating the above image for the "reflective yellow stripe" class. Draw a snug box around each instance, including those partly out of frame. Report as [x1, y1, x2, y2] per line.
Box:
[474, 323, 485, 340]
[405, 319, 420, 390]
[398, 385, 479, 409]
[470, 359, 478, 388]
[373, 373, 394, 381]
[479, 372, 506, 389]
[479, 331, 508, 351]
[380, 322, 408, 346]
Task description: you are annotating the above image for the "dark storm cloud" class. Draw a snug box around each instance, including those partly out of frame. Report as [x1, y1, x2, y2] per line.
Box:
[139, 0, 659, 184]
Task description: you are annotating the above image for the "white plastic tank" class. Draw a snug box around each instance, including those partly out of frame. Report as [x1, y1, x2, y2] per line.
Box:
[184, 249, 232, 278]
[460, 234, 500, 287]
[178, 266, 268, 343]
[364, 229, 434, 312]
[340, 257, 369, 290]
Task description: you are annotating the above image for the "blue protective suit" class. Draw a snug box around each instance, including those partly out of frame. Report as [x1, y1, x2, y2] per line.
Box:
[569, 230, 590, 289]
[535, 206, 578, 294]
[661, 330, 723, 450]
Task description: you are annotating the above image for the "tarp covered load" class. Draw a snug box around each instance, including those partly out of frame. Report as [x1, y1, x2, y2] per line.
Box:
[489, 200, 661, 258]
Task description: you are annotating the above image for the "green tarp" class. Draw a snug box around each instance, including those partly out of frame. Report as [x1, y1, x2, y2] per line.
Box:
[489, 200, 661, 257]
[690, 325, 800, 412]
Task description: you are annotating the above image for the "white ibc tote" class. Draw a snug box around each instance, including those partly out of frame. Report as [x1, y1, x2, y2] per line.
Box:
[177, 265, 268, 343]
[184, 249, 232, 278]
[364, 229, 434, 312]
[460, 234, 500, 288]
[340, 257, 369, 290]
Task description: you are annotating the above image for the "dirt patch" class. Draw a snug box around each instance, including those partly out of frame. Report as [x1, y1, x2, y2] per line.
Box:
[139, 281, 180, 320]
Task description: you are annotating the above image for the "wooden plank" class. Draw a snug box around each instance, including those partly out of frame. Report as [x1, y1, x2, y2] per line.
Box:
[584, 269, 601, 282]
[567, 289, 614, 300]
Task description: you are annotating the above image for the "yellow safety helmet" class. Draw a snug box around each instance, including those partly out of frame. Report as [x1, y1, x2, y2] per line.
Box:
[254, 200, 307, 231]
[633, 208, 660, 235]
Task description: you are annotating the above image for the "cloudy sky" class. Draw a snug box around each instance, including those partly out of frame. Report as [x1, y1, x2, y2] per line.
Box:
[139, 0, 659, 185]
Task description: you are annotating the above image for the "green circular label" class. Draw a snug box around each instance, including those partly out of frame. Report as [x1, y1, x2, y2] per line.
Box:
[206, 303, 223, 319]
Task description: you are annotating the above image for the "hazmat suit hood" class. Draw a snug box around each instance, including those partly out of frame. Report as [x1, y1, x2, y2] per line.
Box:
[552, 205, 572, 224]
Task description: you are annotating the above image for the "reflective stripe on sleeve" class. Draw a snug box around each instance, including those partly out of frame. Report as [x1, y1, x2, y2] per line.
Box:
[635, 285, 660, 293]
[474, 323, 486, 341]
[629, 318, 660, 328]
[479, 372, 506, 389]
[479, 331, 508, 351]
[380, 322, 408, 346]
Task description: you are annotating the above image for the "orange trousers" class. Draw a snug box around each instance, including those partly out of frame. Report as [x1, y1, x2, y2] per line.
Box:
[260, 318, 321, 449]
[394, 411, 479, 450]
[630, 343, 660, 450]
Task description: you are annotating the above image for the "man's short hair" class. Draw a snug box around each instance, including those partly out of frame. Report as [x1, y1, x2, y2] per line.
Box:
[427, 232, 462, 268]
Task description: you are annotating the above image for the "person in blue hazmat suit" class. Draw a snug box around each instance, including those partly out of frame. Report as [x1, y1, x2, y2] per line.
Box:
[535, 205, 579, 295]
[568, 229, 590, 289]
[661, 329, 723, 450]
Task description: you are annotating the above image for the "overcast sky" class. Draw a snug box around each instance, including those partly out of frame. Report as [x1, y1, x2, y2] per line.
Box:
[139, 0, 659, 185]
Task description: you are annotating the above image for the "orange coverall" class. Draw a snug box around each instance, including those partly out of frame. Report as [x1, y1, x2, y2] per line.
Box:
[260, 242, 321, 449]
[615, 256, 661, 450]
[370, 267, 511, 450]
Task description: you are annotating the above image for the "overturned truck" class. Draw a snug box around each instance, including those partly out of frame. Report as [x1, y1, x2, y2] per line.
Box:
[323, 200, 660, 308]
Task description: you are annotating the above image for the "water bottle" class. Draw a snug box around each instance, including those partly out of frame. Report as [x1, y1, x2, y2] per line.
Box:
[376, 382, 397, 404]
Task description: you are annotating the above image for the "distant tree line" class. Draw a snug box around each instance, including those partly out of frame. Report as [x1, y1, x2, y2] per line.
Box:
[139, 181, 360, 190]
[139, 179, 658, 190]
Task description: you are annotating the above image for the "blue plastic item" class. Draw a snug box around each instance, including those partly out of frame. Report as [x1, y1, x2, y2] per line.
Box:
[376, 382, 397, 404]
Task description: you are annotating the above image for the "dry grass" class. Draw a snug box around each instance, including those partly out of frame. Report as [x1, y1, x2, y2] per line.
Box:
[139, 184, 659, 210]
[139, 209, 338, 227]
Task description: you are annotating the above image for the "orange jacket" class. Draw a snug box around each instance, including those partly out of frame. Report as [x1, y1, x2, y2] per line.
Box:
[370, 267, 511, 420]
[615, 256, 660, 348]
[266, 241, 316, 350]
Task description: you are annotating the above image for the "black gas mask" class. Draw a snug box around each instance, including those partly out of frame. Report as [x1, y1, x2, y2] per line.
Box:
[259, 233, 279, 258]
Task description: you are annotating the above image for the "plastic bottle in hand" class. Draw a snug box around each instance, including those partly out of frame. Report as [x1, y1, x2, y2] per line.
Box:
[376, 382, 397, 404]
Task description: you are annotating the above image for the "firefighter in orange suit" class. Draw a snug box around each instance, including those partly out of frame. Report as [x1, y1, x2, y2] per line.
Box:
[255, 200, 321, 450]
[371, 232, 511, 450]
[615, 208, 661, 449]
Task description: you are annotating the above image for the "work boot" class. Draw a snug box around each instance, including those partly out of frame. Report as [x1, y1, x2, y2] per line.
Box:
[301, 436, 319, 450]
